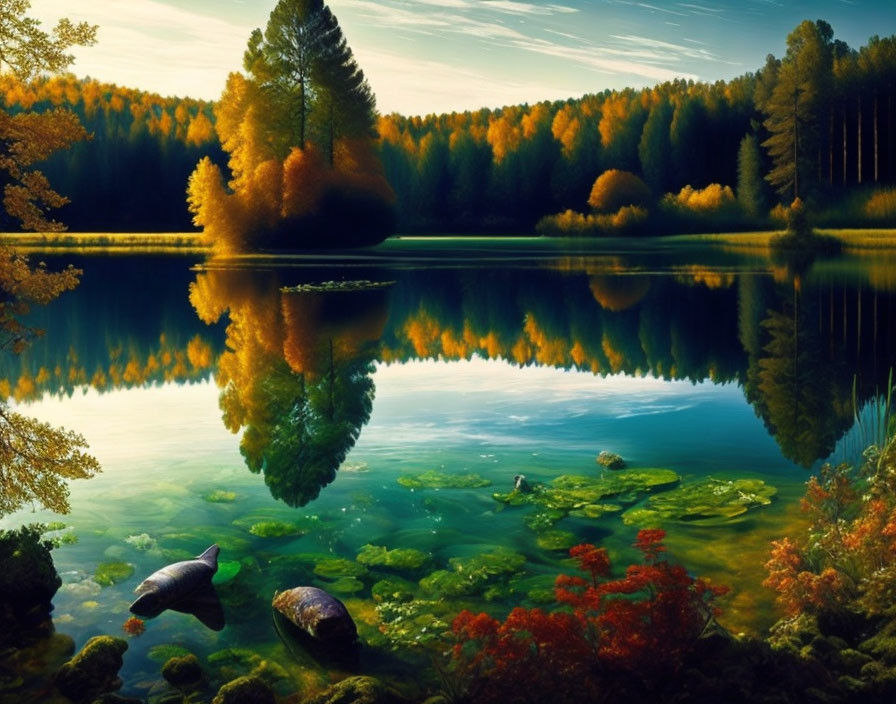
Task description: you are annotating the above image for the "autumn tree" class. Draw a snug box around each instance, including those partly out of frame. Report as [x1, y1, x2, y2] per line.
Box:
[588, 170, 651, 213]
[0, 1, 99, 516]
[189, 0, 392, 252]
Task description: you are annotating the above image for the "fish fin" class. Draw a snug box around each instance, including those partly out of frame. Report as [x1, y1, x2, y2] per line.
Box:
[195, 544, 219, 569]
[169, 584, 225, 631]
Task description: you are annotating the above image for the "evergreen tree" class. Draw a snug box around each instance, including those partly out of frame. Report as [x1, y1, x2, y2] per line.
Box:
[737, 133, 767, 219]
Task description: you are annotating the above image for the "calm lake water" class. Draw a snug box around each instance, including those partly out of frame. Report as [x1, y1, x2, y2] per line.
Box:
[2, 239, 895, 701]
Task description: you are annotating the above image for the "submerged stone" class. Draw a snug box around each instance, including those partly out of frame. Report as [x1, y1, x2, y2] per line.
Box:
[94, 561, 135, 587]
[272, 586, 358, 643]
[211, 675, 275, 704]
[356, 544, 430, 570]
[54, 635, 128, 702]
[303, 675, 404, 704]
[597, 451, 626, 469]
[622, 477, 777, 526]
[535, 529, 577, 551]
[397, 470, 492, 490]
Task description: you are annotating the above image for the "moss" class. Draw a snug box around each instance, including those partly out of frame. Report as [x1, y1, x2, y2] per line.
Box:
[162, 654, 204, 690]
[568, 503, 623, 519]
[53, 635, 128, 702]
[523, 510, 565, 533]
[535, 529, 577, 551]
[248, 520, 313, 538]
[397, 470, 492, 490]
[148, 644, 192, 664]
[375, 600, 452, 650]
[356, 544, 429, 570]
[493, 469, 679, 512]
[622, 477, 777, 526]
[419, 569, 478, 597]
[313, 557, 368, 580]
[204, 490, 237, 503]
[448, 548, 526, 578]
[211, 675, 276, 704]
[93, 561, 135, 587]
[370, 578, 416, 603]
[420, 548, 527, 597]
[324, 576, 365, 594]
[212, 560, 242, 585]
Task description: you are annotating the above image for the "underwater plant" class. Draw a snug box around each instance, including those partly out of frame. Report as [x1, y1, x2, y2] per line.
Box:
[447, 531, 728, 703]
[122, 616, 145, 636]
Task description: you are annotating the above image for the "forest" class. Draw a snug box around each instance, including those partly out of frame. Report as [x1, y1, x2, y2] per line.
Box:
[0, 21, 893, 242]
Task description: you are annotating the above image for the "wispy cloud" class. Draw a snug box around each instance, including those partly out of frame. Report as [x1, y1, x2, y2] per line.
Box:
[480, 1, 579, 15]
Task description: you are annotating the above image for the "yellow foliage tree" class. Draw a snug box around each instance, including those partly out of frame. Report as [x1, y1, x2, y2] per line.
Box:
[588, 169, 652, 212]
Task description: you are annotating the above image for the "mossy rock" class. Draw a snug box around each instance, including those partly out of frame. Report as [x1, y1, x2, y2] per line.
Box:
[523, 510, 565, 533]
[0, 525, 61, 621]
[535, 529, 577, 551]
[211, 675, 275, 704]
[162, 654, 204, 690]
[418, 569, 479, 597]
[356, 544, 430, 570]
[302, 675, 404, 704]
[448, 547, 526, 578]
[370, 578, 417, 603]
[313, 557, 368, 580]
[54, 635, 128, 702]
[248, 521, 313, 538]
[597, 451, 626, 469]
[204, 490, 237, 503]
[622, 477, 777, 526]
[375, 600, 452, 650]
[397, 470, 492, 490]
[94, 561, 135, 587]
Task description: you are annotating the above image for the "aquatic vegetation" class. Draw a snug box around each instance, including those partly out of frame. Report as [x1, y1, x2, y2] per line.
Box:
[204, 490, 237, 503]
[212, 560, 242, 585]
[375, 599, 453, 650]
[313, 557, 368, 580]
[370, 578, 417, 603]
[124, 533, 156, 551]
[148, 644, 192, 663]
[622, 477, 778, 526]
[420, 548, 527, 598]
[212, 674, 276, 704]
[356, 544, 430, 570]
[535, 529, 577, 551]
[397, 470, 492, 490]
[324, 576, 365, 594]
[249, 520, 313, 538]
[448, 531, 728, 704]
[121, 616, 145, 637]
[522, 509, 565, 533]
[53, 636, 128, 703]
[94, 560, 135, 587]
[493, 469, 679, 512]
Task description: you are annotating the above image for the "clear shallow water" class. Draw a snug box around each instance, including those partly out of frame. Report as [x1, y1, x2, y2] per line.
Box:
[1, 244, 893, 701]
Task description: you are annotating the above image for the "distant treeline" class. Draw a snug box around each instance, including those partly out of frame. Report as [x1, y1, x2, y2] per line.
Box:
[2, 22, 895, 235]
[0, 74, 225, 231]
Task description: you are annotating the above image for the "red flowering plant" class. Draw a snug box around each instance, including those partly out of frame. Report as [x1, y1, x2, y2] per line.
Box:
[447, 530, 728, 703]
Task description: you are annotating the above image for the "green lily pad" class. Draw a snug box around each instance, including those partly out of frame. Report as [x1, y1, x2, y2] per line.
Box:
[356, 544, 430, 570]
[622, 477, 777, 527]
[397, 470, 492, 490]
[212, 560, 241, 585]
[94, 561, 134, 587]
[313, 557, 368, 579]
[535, 529, 577, 551]
[204, 490, 237, 503]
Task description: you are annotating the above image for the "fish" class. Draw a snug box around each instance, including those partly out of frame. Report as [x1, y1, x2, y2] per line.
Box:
[129, 544, 225, 631]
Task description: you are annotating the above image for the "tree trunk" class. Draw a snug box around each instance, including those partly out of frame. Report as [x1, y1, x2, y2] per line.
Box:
[858, 94, 862, 185]
[829, 107, 834, 186]
[874, 89, 879, 182]
[842, 103, 847, 186]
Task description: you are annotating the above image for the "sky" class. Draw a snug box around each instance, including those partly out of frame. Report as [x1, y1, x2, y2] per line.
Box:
[30, 0, 896, 116]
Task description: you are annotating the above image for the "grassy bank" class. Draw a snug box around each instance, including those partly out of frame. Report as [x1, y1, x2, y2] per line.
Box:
[670, 228, 896, 250]
[0, 232, 207, 254]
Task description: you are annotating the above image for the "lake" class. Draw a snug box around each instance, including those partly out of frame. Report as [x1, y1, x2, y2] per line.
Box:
[2, 239, 895, 702]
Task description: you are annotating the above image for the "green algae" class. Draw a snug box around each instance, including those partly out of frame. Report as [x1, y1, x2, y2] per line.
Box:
[356, 544, 430, 570]
[313, 557, 368, 579]
[148, 644, 192, 663]
[370, 578, 417, 603]
[493, 469, 680, 512]
[375, 599, 452, 649]
[323, 576, 365, 594]
[248, 521, 313, 538]
[568, 503, 624, 519]
[535, 529, 577, 551]
[420, 548, 527, 597]
[93, 560, 134, 587]
[622, 477, 778, 527]
[204, 490, 237, 503]
[397, 470, 492, 490]
[523, 509, 566, 533]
